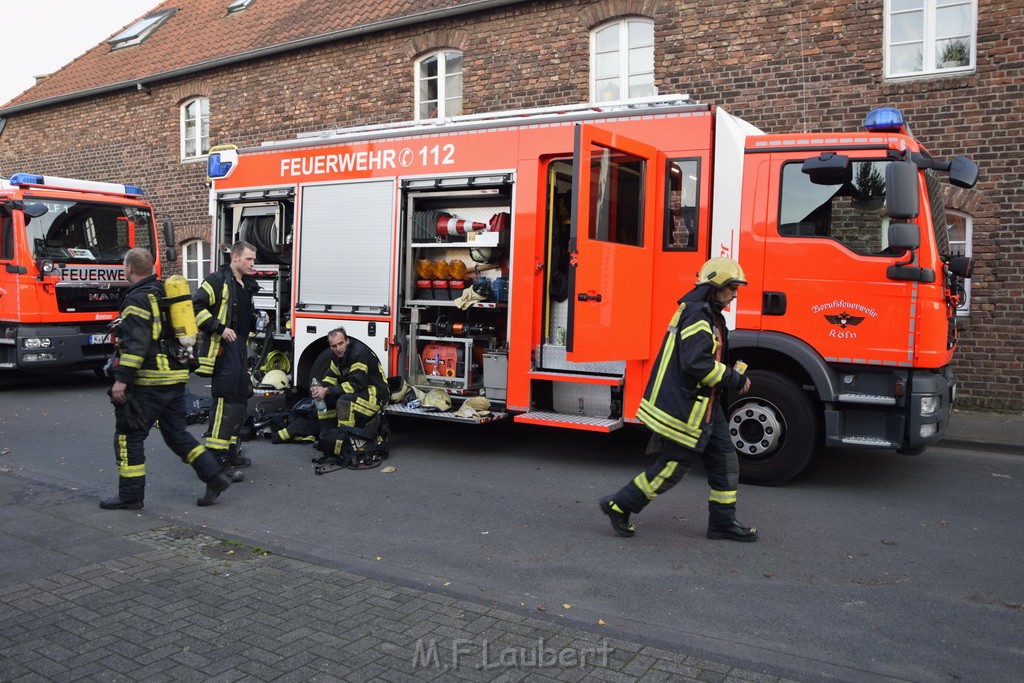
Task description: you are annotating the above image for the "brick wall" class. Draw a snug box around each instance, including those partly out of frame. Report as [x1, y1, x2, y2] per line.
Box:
[1, 0, 1020, 410]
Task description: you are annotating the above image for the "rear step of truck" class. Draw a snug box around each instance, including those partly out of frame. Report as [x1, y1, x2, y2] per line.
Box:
[385, 402, 506, 424]
[514, 411, 623, 432]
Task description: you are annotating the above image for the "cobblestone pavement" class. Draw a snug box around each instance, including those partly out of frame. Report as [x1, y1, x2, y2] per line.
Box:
[3, 407, 1018, 682]
[0, 480, 795, 683]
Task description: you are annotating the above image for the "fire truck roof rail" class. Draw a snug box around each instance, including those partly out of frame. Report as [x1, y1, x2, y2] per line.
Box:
[258, 94, 701, 151]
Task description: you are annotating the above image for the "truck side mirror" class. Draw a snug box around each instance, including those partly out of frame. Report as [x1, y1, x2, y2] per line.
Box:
[23, 202, 49, 218]
[948, 155, 979, 189]
[885, 161, 919, 219]
[948, 255, 974, 279]
[802, 152, 852, 185]
[888, 222, 920, 251]
[162, 217, 177, 263]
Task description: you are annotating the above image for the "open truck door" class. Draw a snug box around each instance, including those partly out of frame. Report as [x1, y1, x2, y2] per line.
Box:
[567, 124, 663, 361]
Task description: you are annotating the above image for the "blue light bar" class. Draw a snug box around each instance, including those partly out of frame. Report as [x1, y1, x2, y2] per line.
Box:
[207, 152, 234, 179]
[864, 107, 906, 133]
[8, 172, 144, 196]
[206, 145, 239, 180]
[9, 173, 44, 186]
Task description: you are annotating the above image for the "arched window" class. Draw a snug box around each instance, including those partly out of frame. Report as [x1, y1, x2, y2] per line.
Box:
[591, 18, 655, 103]
[415, 50, 463, 120]
[946, 210, 973, 316]
[180, 97, 210, 160]
[182, 238, 211, 292]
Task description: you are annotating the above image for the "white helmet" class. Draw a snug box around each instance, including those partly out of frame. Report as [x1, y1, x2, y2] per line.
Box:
[258, 369, 291, 390]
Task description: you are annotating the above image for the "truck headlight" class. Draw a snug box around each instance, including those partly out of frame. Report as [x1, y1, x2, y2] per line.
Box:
[24, 337, 52, 349]
[920, 395, 939, 417]
[22, 352, 57, 362]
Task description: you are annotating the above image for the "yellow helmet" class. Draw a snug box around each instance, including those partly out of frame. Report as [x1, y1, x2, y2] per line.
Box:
[257, 369, 291, 390]
[422, 389, 452, 411]
[696, 257, 747, 289]
[387, 376, 410, 403]
[261, 350, 292, 373]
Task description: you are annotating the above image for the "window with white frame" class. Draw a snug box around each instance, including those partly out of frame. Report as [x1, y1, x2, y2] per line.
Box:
[108, 10, 175, 49]
[227, 0, 256, 12]
[182, 239, 211, 293]
[415, 51, 463, 120]
[946, 210, 972, 315]
[181, 97, 210, 160]
[886, 0, 976, 78]
[591, 18, 655, 103]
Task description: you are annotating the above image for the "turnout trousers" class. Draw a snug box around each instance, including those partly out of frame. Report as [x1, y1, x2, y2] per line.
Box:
[113, 384, 223, 502]
[611, 407, 741, 527]
[204, 339, 253, 457]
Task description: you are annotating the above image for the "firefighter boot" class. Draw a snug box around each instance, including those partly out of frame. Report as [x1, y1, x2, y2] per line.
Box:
[706, 520, 758, 542]
[216, 456, 245, 483]
[599, 496, 636, 537]
[197, 471, 233, 507]
[100, 496, 143, 510]
[226, 444, 252, 469]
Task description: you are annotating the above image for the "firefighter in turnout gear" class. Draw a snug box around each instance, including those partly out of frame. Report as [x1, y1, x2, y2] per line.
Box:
[100, 248, 233, 510]
[598, 257, 757, 542]
[193, 241, 261, 481]
[310, 327, 390, 462]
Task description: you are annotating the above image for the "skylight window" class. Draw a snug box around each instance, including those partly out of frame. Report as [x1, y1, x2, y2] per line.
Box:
[108, 9, 176, 49]
[227, 0, 256, 12]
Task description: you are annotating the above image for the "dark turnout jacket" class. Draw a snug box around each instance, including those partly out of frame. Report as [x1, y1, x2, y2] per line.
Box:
[112, 274, 189, 387]
[192, 264, 260, 377]
[636, 284, 746, 451]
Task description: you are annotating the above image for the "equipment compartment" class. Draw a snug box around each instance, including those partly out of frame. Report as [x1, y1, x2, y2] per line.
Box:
[397, 179, 512, 403]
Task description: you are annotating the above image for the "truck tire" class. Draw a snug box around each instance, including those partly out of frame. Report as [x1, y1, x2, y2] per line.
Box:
[310, 347, 335, 390]
[728, 369, 817, 486]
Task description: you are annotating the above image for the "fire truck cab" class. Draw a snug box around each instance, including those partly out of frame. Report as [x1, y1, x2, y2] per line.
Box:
[0, 173, 172, 374]
[206, 95, 977, 484]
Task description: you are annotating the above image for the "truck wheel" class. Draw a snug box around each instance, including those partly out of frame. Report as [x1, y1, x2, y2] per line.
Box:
[310, 347, 335, 389]
[728, 370, 817, 486]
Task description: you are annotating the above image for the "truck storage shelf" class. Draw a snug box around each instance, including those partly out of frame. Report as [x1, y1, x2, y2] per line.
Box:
[408, 300, 504, 308]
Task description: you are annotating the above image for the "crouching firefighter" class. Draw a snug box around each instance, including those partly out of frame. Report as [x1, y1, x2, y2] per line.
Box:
[310, 327, 391, 469]
[100, 248, 233, 510]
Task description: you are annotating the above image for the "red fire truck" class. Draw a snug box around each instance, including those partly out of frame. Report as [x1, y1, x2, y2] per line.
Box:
[205, 95, 977, 484]
[0, 173, 173, 374]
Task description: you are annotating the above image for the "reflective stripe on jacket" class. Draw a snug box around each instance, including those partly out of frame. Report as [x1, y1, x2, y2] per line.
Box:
[112, 275, 189, 386]
[192, 265, 259, 376]
[321, 337, 389, 419]
[636, 290, 741, 451]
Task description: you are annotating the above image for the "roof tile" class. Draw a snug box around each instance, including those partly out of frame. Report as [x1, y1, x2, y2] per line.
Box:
[5, 0, 495, 110]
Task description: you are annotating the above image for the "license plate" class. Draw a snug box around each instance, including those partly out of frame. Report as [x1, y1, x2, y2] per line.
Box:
[89, 333, 111, 345]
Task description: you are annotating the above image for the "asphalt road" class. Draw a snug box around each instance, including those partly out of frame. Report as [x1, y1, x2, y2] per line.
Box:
[2, 371, 1022, 682]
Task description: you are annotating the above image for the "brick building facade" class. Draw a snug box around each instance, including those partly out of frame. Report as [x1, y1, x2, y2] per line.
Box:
[0, 0, 1020, 410]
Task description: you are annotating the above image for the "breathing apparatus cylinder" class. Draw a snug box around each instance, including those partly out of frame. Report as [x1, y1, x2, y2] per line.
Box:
[164, 275, 198, 352]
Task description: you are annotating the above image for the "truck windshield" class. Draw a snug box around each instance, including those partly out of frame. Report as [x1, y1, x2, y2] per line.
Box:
[778, 160, 896, 256]
[26, 198, 153, 264]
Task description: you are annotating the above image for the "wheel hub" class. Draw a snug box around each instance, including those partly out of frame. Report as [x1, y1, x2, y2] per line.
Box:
[729, 401, 783, 458]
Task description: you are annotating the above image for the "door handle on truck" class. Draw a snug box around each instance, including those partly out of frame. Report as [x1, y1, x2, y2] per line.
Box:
[577, 292, 603, 302]
[762, 291, 787, 316]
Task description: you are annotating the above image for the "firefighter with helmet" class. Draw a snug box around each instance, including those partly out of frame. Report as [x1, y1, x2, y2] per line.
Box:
[598, 257, 758, 542]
